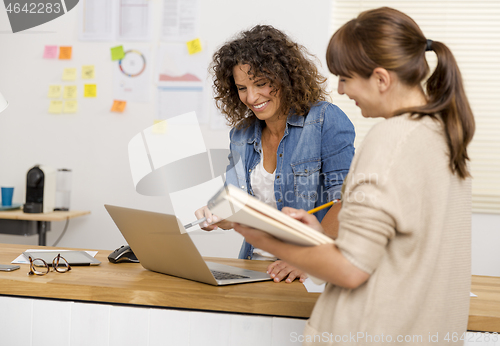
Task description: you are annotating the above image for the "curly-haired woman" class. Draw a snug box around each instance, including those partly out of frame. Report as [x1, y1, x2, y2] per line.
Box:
[195, 25, 355, 283]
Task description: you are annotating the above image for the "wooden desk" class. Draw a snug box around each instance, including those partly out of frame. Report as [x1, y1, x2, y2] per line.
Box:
[0, 243, 316, 318]
[0, 243, 498, 332]
[0, 210, 90, 246]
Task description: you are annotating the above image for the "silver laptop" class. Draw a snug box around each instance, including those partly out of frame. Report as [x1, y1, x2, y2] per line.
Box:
[104, 204, 271, 286]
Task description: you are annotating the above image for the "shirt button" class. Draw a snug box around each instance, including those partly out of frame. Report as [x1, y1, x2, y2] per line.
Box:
[249, 169, 252, 172]
[247, 256, 251, 260]
[278, 199, 282, 203]
[304, 169, 308, 173]
[279, 154, 283, 157]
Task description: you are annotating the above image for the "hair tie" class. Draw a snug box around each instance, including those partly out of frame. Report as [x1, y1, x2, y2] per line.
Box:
[425, 39, 433, 52]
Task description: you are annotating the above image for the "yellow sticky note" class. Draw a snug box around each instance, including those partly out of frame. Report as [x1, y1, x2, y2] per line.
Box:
[59, 46, 72, 60]
[48, 85, 61, 98]
[63, 85, 77, 99]
[186, 38, 202, 55]
[62, 68, 77, 81]
[82, 65, 95, 79]
[84, 84, 97, 98]
[152, 119, 167, 134]
[64, 100, 78, 113]
[111, 100, 127, 113]
[49, 100, 63, 114]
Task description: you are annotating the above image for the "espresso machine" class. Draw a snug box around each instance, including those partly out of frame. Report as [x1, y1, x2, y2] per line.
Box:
[23, 165, 56, 213]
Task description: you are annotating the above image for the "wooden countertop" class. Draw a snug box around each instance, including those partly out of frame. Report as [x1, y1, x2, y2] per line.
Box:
[0, 210, 90, 222]
[0, 243, 317, 318]
[469, 275, 500, 332]
[0, 243, 498, 331]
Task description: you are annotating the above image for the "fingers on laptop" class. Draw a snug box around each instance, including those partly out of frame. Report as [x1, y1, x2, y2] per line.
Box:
[267, 260, 308, 283]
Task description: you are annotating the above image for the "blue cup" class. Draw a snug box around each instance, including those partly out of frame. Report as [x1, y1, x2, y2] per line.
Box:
[1, 187, 14, 206]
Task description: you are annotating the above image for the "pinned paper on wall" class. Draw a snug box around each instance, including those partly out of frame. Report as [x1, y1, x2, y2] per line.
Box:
[82, 65, 95, 79]
[113, 48, 150, 102]
[48, 85, 62, 98]
[111, 100, 127, 112]
[152, 119, 167, 134]
[49, 100, 63, 113]
[62, 68, 77, 81]
[79, 0, 115, 41]
[64, 100, 78, 113]
[84, 84, 97, 98]
[111, 45, 125, 61]
[59, 46, 73, 60]
[162, 0, 200, 42]
[43, 45, 58, 59]
[117, 0, 152, 41]
[186, 38, 202, 55]
[63, 86, 78, 99]
[156, 43, 209, 122]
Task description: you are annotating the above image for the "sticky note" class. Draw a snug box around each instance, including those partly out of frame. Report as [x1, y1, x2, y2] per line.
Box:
[48, 85, 61, 98]
[111, 100, 127, 113]
[43, 45, 58, 59]
[111, 45, 125, 61]
[49, 100, 63, 114]
[152, 119, 167, 134]
[186, 38, 202, 55]
[84, 84, 97, 98]
[82, 65, 95, 79]
[59, 46, 72, 60]
[62, 68, 77, 81]
[63, 100, 78, 113]
[63, 85, 77, 99]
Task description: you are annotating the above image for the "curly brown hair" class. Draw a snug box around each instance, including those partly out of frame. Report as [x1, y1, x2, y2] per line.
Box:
[211, 25, 329, 128]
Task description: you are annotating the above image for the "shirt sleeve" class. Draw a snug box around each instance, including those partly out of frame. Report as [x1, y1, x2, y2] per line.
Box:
[335, 181, 397, 274]
[224, 128, 239, 188]
[321, 103, 356, 201]
[334, 119, 411, 275]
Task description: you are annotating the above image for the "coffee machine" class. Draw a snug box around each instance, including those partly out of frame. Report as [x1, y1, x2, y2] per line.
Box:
[23, 165, 56, 213]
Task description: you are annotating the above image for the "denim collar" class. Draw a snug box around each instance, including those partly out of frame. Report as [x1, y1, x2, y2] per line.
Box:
[246, 113, 305, 144]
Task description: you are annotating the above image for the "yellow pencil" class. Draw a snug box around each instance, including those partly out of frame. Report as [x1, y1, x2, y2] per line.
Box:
[307, 199, 341, 214]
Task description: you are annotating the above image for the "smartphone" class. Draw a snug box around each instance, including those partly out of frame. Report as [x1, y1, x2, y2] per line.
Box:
[0, 264, 20, 272]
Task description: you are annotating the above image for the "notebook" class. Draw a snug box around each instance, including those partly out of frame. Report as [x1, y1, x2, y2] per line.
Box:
[104, 204, 271, 286]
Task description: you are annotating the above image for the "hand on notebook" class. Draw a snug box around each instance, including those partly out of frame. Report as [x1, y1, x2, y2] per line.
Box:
[267, 260, 308, 283]
[281, 207, 324, 233]
[194, 206, 233, 231]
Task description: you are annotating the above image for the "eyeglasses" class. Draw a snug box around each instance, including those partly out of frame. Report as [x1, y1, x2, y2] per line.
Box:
[28, 254, 72, 276]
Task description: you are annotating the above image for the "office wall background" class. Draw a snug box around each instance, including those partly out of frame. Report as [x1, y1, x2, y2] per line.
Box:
[0, 0, 498, 276]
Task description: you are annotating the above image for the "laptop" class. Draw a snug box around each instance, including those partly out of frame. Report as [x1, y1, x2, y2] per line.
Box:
[104, 204, 271, 286]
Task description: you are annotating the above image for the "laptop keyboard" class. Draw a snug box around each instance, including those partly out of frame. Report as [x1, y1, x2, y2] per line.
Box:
[210, 270, 250, 280]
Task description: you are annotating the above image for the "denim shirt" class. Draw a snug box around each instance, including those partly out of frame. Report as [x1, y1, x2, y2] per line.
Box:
[224, 101, 355, 259]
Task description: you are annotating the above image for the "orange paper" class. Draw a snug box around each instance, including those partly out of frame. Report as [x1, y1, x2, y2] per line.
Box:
[111, 100, 127, 113]
[59, 46, 73, 60]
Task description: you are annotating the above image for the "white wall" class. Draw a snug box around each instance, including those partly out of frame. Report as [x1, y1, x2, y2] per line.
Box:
[0, 0, 499, 277]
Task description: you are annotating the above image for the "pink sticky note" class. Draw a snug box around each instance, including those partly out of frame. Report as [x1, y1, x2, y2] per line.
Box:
[43, 45, 58, 59]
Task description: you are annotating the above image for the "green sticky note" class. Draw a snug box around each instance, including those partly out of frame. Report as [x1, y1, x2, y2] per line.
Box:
[111, 46, 125, 61]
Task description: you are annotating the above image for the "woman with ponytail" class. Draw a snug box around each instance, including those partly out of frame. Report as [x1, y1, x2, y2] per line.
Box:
[234, 7, 474, 345]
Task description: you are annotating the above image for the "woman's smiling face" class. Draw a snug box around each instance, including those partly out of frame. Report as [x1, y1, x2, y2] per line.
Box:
[233, 64, 283, 121]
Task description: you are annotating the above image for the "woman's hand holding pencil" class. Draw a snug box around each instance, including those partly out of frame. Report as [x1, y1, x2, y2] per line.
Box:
[307, 199, 341, 214]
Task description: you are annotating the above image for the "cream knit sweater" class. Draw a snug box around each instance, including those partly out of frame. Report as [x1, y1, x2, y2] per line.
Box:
[303, 114, 471, 345]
